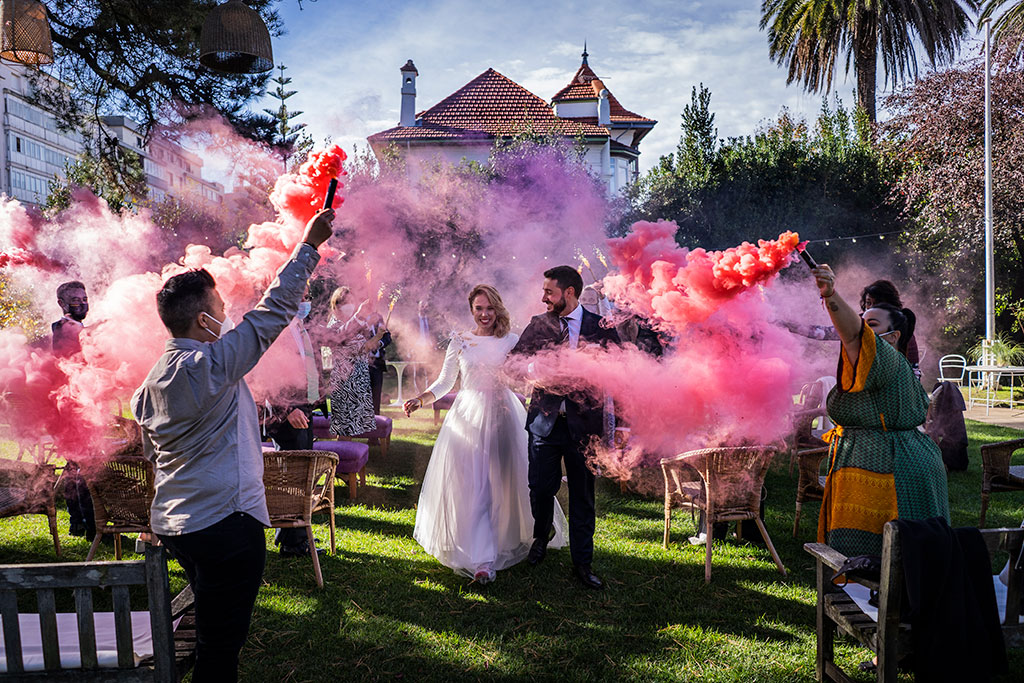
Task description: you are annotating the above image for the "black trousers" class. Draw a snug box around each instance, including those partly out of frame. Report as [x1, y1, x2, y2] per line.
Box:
[528, 416, 596, 567]
[266, 417, 313, 548]
[158, 512, 266, 683]
[62, 466, 95, 534]
[368, 363, 384, 414]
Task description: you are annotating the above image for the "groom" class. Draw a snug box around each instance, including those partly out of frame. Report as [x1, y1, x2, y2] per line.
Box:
[510, 265, 619, 589]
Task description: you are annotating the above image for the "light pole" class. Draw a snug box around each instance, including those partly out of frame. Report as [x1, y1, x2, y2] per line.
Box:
[984, 18, 995, 366]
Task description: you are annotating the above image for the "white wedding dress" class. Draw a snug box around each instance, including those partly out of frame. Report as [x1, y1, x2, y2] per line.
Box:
[414, 331, 567, 578]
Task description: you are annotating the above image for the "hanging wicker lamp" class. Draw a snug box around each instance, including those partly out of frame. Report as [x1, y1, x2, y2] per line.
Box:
[199, 0, 273, 74]
[0, 0, 53, 65]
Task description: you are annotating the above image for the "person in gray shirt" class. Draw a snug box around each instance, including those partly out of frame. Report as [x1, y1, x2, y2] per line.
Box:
[132, 208, 334, 682]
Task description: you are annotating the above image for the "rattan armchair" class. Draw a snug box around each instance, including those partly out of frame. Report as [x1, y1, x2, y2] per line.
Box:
[0, 459, 60, 556]
[662, 445, 786, 583]
[789, 406, 830, 538]
[263, 450, 338, 588]
[980, 438, 1024, 528]
[84, 453, 155, 561]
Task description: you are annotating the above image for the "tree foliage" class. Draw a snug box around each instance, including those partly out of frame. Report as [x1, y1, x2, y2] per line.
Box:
[0, 275, 43, 340]
[759, 0, 979, 120]
[880, 37, 1024, 344]
[981, 0, 1024, 51]
[629, 86, 904, 256]
[43, 143, 148, 214]
[30, 0, 282, 140]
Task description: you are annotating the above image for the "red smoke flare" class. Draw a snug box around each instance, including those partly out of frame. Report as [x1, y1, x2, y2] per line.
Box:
[603, 220, 801, 327]
[267, 144, 347, 229]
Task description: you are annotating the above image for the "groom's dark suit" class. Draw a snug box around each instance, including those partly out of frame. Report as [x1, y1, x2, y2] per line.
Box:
[510, 306, 618, 567]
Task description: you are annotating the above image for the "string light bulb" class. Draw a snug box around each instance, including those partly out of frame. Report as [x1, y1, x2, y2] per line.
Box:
[852, 238, 857, 243]
[825, 241, 830, 246]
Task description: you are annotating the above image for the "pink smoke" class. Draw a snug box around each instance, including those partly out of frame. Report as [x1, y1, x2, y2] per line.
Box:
[506, 219, 807, 481]
[603, 219, 801, 327]
[0, 142, 348, 463]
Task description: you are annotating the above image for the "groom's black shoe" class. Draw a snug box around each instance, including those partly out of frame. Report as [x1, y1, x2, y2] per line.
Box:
[527, 539, 547, 566]
[528, 526, 557, 566]
[572, 564, 604, 590]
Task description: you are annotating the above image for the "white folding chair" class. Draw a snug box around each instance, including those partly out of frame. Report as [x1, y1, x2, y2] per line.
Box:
[938, 354, 967, 386]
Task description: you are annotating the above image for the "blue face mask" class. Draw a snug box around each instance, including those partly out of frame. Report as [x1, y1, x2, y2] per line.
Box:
[297, 301, 312, 320]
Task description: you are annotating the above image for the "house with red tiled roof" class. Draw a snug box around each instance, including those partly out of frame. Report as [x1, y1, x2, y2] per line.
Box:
[368, 48, 656, 195]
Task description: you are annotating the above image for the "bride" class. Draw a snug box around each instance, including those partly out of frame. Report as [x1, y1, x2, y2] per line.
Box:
[403, 284, 567, 583]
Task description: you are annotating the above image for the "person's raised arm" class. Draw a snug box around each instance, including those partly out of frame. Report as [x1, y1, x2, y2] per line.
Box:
[812, 264, 864, 365]
[211, 209, 333, 384]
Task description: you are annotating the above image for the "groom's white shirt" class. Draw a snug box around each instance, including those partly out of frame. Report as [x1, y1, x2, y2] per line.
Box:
[561, 302, 582, 350]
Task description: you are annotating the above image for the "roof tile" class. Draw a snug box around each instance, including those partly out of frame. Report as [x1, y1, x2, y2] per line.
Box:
[369, 68, 609, 144]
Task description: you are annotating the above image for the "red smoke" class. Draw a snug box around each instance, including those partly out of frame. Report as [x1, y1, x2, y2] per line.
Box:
[0, 144, 349, 463]
[267, 144, 346, 229]
[508, 219, 806, 481]
[603, 219, 801, 327]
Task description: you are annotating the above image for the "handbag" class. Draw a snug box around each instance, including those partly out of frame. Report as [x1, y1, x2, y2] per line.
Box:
[832, 554, 882, 607]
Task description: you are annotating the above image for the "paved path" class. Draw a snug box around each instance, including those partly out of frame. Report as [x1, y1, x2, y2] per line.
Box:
[964, 405, 1024, 431]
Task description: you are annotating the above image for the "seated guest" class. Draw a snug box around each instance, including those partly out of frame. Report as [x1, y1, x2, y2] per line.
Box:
[131, 209, 334, 683]
[264, 284, 324, 557]
[810, 263, 949, 558]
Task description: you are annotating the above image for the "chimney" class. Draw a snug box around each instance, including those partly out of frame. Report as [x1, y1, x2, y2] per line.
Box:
[597, 88, 610, 126]
[400, 59, 418, 127]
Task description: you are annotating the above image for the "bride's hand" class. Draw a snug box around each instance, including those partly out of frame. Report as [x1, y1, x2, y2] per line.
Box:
[403, 397, 422, 416]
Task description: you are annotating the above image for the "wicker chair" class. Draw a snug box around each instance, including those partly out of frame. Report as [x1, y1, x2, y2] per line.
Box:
[84, 454, 155, 561]
[789, 407, 830, 538]
[662, 445, 787, 583]
[980, 438, 1024, 527]
[786, 381, 827, 475]
[0, 459, 61, 556]
[263, 450, 338, 588]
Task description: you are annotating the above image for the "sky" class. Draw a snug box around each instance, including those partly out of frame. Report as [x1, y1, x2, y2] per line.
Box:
[262, 0, 987, 173]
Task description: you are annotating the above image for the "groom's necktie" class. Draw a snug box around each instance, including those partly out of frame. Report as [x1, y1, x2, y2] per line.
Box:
[558, 317, 570, 346]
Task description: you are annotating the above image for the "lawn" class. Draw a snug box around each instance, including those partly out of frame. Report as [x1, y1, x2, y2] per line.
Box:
[2, 413, 1023, 682]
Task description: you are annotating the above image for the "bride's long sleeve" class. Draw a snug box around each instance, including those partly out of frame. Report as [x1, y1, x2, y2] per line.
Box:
[425, 336, 461, 399]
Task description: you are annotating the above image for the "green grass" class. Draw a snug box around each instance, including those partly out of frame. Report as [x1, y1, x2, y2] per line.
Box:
[3, 413, 1023, 682]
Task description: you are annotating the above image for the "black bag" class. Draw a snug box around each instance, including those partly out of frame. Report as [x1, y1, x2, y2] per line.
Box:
[832, 554, 883, 607]
[831, 554, 882, 585]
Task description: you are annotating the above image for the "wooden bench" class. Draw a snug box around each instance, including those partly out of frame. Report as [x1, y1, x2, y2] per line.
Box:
[805, 523, 1023, 682]
[0, 546, 195, 681]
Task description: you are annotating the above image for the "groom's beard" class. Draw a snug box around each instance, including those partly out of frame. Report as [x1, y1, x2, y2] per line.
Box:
[550, 298, 567, 315]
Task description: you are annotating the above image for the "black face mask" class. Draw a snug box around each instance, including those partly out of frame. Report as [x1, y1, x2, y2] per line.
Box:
[67, 303, 88, 322]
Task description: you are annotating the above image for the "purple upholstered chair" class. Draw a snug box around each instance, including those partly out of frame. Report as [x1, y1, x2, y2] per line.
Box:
[312, 440, 370, 500]
[349, 415, 393, 458]
[312, 414, 332, 440]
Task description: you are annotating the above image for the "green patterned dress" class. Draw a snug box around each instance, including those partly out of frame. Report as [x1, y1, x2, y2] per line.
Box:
[817, 324, 950, 557]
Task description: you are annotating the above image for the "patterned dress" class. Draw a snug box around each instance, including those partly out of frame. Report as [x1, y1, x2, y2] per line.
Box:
[817, 324, 950, 557]
[327, 318, 377, 437]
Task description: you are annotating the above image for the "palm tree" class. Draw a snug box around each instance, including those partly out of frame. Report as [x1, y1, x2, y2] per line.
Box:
[760, 1, 979, 122]
[980, 0, 1024, 47]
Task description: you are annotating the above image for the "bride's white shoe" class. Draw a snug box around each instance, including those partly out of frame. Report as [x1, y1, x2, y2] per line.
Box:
[474, 565, 496, 584]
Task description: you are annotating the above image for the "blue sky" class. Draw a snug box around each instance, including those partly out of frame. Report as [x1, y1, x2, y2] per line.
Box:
[264, 0, 985, 172]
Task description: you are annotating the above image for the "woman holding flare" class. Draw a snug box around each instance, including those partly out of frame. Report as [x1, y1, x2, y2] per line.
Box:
[811, 264, 949, 557]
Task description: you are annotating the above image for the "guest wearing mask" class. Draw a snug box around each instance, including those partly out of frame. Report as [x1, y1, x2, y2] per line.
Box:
[52, 280, 88, 357]
[132, 209, 333, 682]
[263, 286, 323, 557]
[52, 281, 94, 539]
